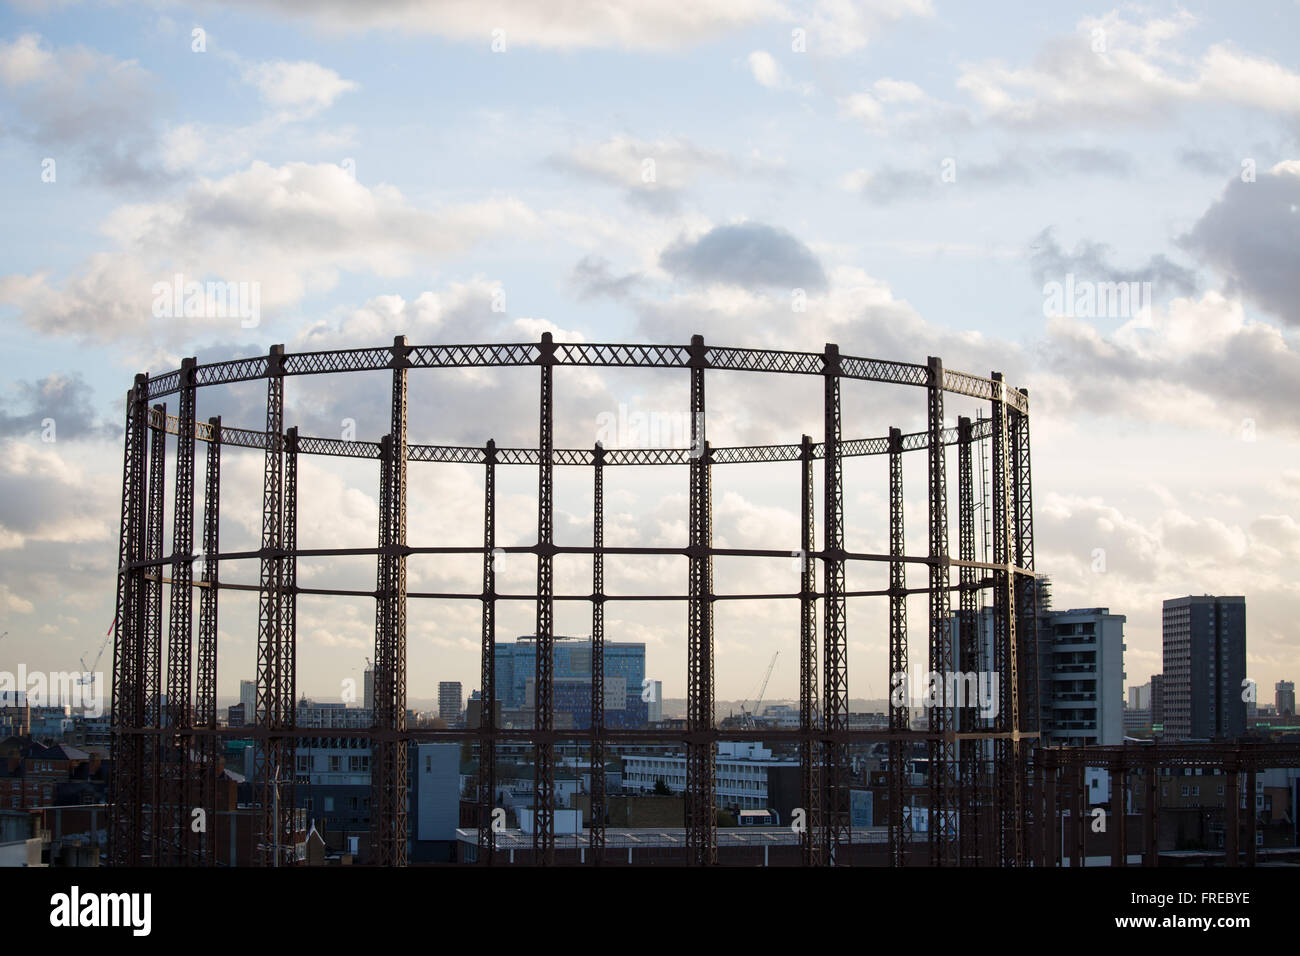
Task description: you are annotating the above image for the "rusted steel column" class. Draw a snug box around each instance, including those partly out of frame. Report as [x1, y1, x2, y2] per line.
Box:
[477, 440, 497, 865]
[1245, 766, 1257, 866]
[1043, 750, 1058, 867]
[1110, 757, 1127, 867]
[1072, 758, 1086, 868]
[822, 344, 850, 864]
[1143, 754, 1159, 867]
[1224, 759, 1240, 867]
[195, 415, 221, 868]
[590, 441, 606, 864]
[799, 434, 821, 866]
[686, 334, 716, 865]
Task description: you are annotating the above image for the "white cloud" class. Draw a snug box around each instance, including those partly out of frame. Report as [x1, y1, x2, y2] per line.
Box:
[546, 135, 786, 212]
[748, 49, 786, 88]
[549, 135, 735, 191]
[746, 49, 812, 93]
[808, 0, 935, 56]
[0, 161, 537, 341]
[1, 586, 34, 615]
[0, 440, 116, 551]
[837, 77, 949, 131]
[1034, 290, 1300, 437]
[0, 32, 163, 185]
[1036, 490, 1300, 687]
[0, 32, 54, 86]
[956, 11, 1300, 127]
[240, 59, 358, 114]
[226, 0, 789, 51]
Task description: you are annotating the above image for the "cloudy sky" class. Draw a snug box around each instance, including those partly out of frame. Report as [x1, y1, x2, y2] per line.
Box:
[1, 0, 1297, 711]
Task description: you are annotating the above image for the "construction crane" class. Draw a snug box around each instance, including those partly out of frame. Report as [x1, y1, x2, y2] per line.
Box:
[739, 651, 779, 730]
[78, 618, 115, 686]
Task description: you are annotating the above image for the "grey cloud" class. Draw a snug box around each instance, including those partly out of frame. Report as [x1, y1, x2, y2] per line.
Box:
[1028, 227, 1198, 298]
[851, 149, 1132, 204]
[0, 373, 115, 441]
[659, 222, 828, 293]
[1179, 148, 1231, 177]
[1179, 163, 1300, 325]
[1047, 147, 1133, 177]
[852, 157, 1027, 204]
[569, 255, 643, 301]
[0, 34, 177, 189]
[544, 136, 787, 216]
[1032, 309, 1300, 437]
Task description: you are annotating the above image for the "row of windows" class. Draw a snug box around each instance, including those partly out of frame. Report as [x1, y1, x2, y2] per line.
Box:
[625, 772, 768, 794]
[305, 795, 370, 813]
[296, 755, 370, 773]
[630, 760, 768, 777]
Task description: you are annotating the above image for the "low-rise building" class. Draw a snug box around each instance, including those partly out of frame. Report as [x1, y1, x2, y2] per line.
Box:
[622, 741, 796, 811]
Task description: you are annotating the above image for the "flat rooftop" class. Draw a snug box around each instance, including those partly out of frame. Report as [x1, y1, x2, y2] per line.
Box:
[456, 827, 890, 848]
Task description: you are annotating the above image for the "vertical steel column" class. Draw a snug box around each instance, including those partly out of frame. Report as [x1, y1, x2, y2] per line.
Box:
[110, 375, 148, 867]
[686, 334, 716, 865]
[1042, 749, 1058, 867]
[590, 441, 607, 864]
[164, 360, 197, 865]
[256, 346, 285, 867]
[1033, 760, 1047, 867]
[195, 416, 221, 868]
[1245, 766, 1257, 866]
[534, 332, 556, 865]
[1072, 759, 1086, 867]
[887, 426, 908, 867]
[370, 435, 393, 862]
[991, 371, 1022, 865]
[478, 439, 497, 865]
[799, 434, 821, 866]
[822, 344, 850, 864]
[143, 401, 167, 863]
[1143, 753, 1159, 867]
[280, 425, 300, 862]
[1010, 393, 1038, 859]
[957, 418, 980, 866]
[387, 339, 409, 866]
[1111, 757, 1128, 867]
[926, 357, 956, 866]
[1010, 401, 1038, 733]
[1224, 759, 1239, 867]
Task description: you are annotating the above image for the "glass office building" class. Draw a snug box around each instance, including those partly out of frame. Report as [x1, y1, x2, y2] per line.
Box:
[494, 636, 648, 728]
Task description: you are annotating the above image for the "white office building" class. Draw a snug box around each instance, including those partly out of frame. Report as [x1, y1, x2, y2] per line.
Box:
[622, 741, 796, 811]
[296, 699, 373, 729]
[1046, 607, 1126, 746]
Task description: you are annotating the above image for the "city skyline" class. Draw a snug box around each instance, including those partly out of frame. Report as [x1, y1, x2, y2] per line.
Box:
[1, 1, 1298, 706]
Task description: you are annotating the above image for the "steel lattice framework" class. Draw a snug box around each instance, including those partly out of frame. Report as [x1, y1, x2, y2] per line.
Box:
[109, 333, 1061, 867]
